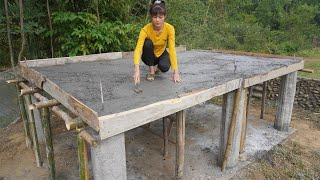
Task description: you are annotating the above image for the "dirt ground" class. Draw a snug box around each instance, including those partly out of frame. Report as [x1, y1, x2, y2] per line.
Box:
[234, 102, 320, 180]
[0, 99, 319, 180]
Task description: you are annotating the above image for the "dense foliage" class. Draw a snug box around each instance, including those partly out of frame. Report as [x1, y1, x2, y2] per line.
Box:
[1, 0, 319, 67]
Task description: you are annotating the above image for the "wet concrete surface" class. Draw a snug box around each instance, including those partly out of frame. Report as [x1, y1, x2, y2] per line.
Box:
[33, 50, 300, 116]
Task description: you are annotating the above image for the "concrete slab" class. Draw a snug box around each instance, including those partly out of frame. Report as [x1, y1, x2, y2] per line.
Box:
[32, 51, 301, 117]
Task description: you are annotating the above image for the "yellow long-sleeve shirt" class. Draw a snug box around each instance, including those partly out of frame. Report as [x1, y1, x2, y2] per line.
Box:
[133, 22, 178, 71]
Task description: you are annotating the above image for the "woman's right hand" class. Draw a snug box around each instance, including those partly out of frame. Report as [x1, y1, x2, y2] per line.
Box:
[133, 65, 140, 85]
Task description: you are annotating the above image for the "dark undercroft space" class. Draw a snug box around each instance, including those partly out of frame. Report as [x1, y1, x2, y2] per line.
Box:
[33, 50, 300, 116]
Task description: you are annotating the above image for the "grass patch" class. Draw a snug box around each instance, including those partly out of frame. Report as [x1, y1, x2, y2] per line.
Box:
[298, 60, 320, 79]
[246, 142, 320, 179]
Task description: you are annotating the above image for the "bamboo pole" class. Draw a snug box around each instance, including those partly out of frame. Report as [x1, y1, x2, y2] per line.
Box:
[77, 134, 89, 180]
[260, 82, 267, 119]
[163, 117, 169, 159]
[33, 92, 82, 130]
[18, 87, 32, 148]
[21, 88, 40, 96]
[240, 89, 248, 154]
[79, 129, 98, 147]
[29, 99, 60, 110]
[176, 110, 186, 179]
[52, 109, 83, 130]
[221, 89, 241, 171]
[24, 94, 43, 167]
[41, 107, 55, 180]
[6, 79, 25, 84]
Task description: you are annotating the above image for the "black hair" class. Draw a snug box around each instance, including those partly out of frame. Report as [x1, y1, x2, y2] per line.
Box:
[149, 0, 166, 16]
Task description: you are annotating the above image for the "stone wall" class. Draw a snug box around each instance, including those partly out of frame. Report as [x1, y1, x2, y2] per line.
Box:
[266, 77, 320, 112]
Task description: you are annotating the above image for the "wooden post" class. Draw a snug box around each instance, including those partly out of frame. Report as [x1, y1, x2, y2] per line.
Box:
[260, 82, 267, 119]
[41, 107, 55, 180]
[240, 89, 248, 154]
[220, 88, 247, 171]
[163, 117, 169, 159]
[275, 72, 297, 131]
[24, 94, 42, 167]
[176, 110, 186, 179]
[78, 133, 89, 180]
[18, 86, 32, 148]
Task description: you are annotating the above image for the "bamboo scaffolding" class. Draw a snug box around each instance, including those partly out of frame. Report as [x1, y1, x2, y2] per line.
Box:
[40, 107, 55, 180]
[24, 94, 43, 167]
[77, 134, 89, 180]
[29, 99, 60, 110]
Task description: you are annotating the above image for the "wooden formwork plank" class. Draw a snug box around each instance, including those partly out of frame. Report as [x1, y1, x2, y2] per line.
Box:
[243, 61, 304, 87]
[99, 79, 241, 140]
[21, 52, 123, 68]
[18, 65, 100, 131]
[43, 79, 99, 131]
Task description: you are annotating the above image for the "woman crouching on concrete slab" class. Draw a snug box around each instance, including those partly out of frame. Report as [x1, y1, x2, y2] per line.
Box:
[133, 0, 181, 84]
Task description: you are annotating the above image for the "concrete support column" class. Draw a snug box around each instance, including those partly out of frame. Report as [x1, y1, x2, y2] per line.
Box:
[91, 133, 127, 180]
[275, 72, 297, 131]
[219, 88, 247, 169]
[31, 96, 45, 143]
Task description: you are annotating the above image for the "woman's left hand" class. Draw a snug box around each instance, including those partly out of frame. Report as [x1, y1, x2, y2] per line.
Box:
[172, 71, 181, 83]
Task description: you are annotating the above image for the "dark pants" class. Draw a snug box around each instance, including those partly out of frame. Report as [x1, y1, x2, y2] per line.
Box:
[141, 39, 170, 72]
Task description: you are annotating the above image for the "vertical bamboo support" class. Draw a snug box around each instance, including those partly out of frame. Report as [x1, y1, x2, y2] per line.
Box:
[24, 94, 42, 167]
[18, 85, 32, 148]
[176, 110, 186, 179]
[78, 133, 89, 180]
[260, 82, 267, 119]
[163, 117, 169, 159]
[221, 88, 244, 171]
[41, 107, 55, 180]
[240, 89, 248, 153]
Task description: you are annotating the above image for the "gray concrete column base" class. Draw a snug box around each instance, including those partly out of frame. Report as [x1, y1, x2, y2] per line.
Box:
[91, 133, 127, 180]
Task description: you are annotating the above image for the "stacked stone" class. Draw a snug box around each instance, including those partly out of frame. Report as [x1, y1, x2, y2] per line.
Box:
[264, 78, 320, 112]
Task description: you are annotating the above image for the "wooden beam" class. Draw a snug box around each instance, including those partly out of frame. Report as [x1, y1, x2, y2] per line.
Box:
[99, 79, 241, 139]
[40, 107, 55, 180]
[29, 99, 60, 110]
[299, 68, 314, 73]
[176, 110, 185, 179]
